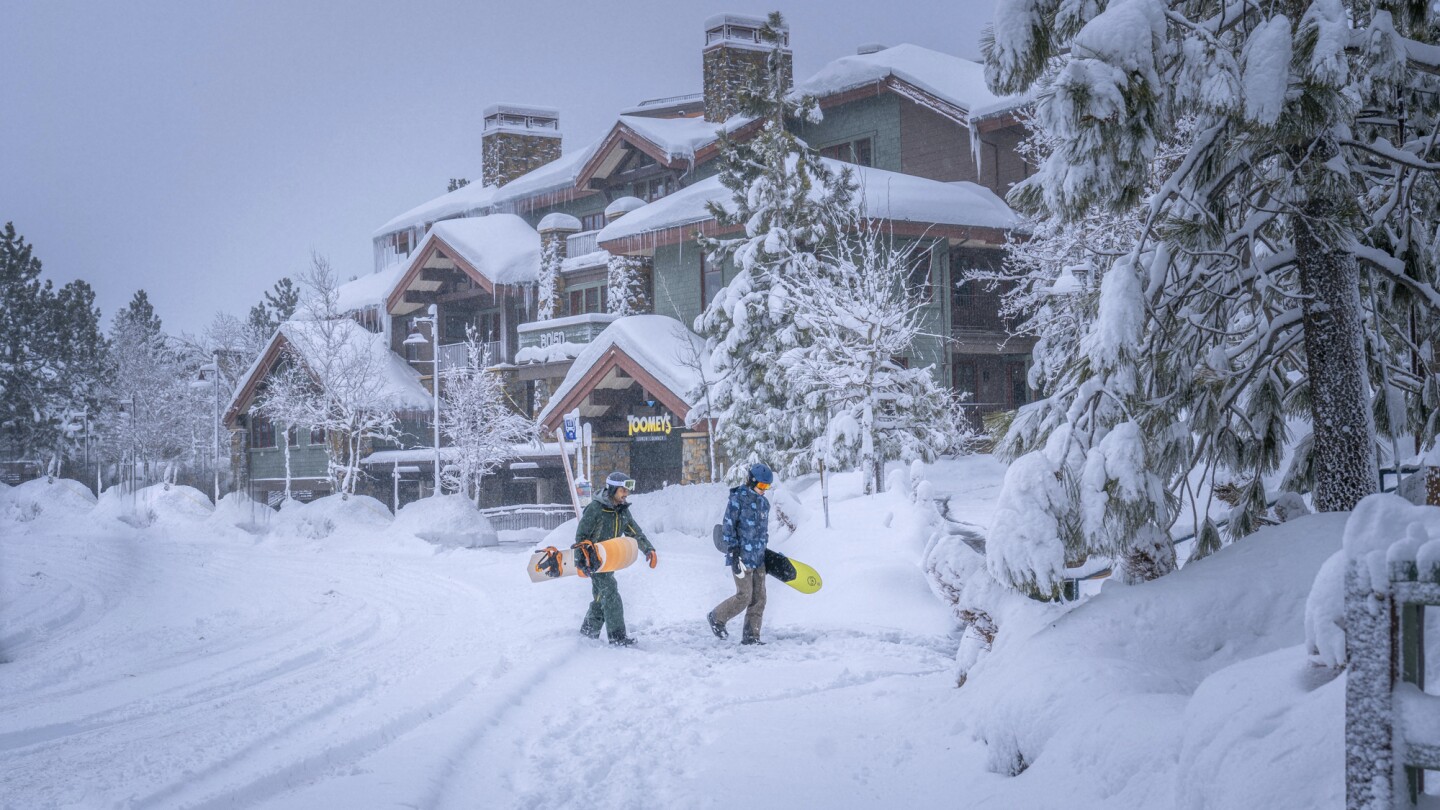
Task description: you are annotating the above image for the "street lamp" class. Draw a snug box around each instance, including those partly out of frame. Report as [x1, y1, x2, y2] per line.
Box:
[191, 354, 223, 503]
[403, 303, 443, 497]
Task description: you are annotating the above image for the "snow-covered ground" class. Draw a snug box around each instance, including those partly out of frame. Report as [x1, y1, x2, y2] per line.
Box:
[1, 457, 1340, 809]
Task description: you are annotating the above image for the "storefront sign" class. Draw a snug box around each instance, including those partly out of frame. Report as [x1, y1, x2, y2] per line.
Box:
[627, 413, 673, 437]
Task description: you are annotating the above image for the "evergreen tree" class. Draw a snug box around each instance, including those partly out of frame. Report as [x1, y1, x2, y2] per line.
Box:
[246, 277, 300, 344]
[447, 178, 470, 192]
[694, 10, 858, 478]
[606, 255, 648, 317]
[0, 222, 52, 460]
[980, 0, 1440, 586]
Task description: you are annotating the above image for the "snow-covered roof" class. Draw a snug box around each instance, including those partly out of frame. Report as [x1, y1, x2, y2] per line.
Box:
[596, 158, 1019, 245]
[537, 314, 713, 426]
[225, 318, 431, 422]
[424, 215, 542, 286]
[604, 196, 647, 218]
[373, 140, 600, 239]
[793, 43, 1025, 120]
[335, 258, 408, 314]
[362, 442, 560, 466]
[537, 212, 582, 232]
[617, 115, 752, 163]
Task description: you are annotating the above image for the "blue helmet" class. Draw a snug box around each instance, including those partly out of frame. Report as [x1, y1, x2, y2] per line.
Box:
[748, 462, 774, 486]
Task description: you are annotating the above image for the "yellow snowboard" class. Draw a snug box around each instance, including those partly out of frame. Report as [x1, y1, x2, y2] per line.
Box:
[784, 557, 823, 594]
[528, 536, 640, 582]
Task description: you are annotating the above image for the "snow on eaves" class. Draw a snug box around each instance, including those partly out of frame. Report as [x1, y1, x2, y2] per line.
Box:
[336, 258, 409, 314]
[792, 43, 1026, 120]
[537, 314, 714, 425]
[373, 140, 600, 239]
[618, 114, 754, 163]
[596, 158, 1019, 244]
[425, 215, 542, 286]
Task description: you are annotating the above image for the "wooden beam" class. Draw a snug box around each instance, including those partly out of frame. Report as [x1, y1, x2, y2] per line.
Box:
[589, 387, 637, 406]
[421, 266, 465, 283]
[404, 289, 441, 305]
[437, 287, 493, 305]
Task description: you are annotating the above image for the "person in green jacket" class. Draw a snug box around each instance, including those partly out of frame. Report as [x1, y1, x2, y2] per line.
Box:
[575, 470, 656, 647]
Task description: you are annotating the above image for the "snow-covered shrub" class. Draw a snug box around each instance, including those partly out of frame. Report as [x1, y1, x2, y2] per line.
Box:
[275, 493, 391, 540]
[1273, 492, 1310, 523]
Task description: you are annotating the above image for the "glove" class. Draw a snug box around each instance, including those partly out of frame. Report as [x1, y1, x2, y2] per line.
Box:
[729, 551, 742, 576]
[645, 549, 658, 569]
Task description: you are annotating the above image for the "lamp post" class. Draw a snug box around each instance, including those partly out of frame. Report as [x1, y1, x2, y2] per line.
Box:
[403, 303, 443, 497]
[191, 354, 224, 503]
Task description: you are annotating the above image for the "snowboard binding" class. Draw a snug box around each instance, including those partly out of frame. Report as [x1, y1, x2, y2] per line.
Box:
[573, 540, 601, 577]
[535, 546, 564, 579]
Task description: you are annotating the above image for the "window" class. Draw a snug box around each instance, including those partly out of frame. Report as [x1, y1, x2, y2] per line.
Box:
[581, 212, 606, 232]
[1007, 361, 1029, 408]
[638, 176, 673, 202]
[953, 361, 977, 399]
[952, 279, 974, 309]
[394, 230, 411, 256]
[567, 286, 607, 316]
[252, 416, 275, 449]
[478, 311, 502, 342]
[310, 426, 325, 446]
[701, 253, 724, 308]
[820, 137, 873, 167]
[444, 314, 470, 341]
[287, 425, 299, 447]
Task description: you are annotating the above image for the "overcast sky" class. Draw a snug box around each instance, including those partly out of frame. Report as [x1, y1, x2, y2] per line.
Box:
[3, 0, 998, 336]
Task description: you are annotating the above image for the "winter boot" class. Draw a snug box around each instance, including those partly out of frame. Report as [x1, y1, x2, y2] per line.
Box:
[740, 636, 766, 646]
[706, 611, 728, 639]
[580, 625, 600, 640]
[608, 635, 638, 648]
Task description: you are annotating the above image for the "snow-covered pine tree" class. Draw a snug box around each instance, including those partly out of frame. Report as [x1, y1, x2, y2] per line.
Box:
[605, 255, 648, 317]
[980, 0, 1440, 586]
[439, 331, 536, 503]
[694, 10, 858, 478]
[778, 226, 970, 495]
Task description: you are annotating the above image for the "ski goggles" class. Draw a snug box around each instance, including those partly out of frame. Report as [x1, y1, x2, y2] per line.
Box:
[612, 478, 636, 491]
[754, 481, 771, 492]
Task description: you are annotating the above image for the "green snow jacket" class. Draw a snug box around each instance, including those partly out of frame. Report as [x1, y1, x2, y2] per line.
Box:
[574, 491, 654, 554]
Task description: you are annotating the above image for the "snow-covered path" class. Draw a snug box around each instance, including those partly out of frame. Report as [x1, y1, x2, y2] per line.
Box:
[1, 505, 978, 809]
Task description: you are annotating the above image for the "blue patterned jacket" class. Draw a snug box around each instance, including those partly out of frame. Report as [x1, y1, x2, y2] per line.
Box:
[721, 484, 770, 570]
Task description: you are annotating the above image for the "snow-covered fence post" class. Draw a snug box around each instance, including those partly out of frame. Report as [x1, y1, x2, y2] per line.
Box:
[1348, 544, 1440, 808]
[1344, 560, 1395, 810]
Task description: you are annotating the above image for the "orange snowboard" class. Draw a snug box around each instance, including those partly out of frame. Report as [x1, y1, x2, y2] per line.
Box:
[528, 536, 641, 582]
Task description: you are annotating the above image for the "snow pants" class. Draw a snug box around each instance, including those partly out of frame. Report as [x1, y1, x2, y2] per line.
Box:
[713, 563, 766, 641]
[580, 572, 626, 641]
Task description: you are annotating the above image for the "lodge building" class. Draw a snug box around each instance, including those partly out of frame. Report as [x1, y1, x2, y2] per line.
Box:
[225, 13, 1035, 507]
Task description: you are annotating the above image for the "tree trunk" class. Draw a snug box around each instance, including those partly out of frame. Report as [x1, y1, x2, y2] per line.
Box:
[1293, 136, 1379, 512]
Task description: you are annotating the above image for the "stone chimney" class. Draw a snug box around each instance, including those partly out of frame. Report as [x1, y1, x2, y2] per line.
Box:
[702, 13, 792, 123]
[482, 104, 562, 187]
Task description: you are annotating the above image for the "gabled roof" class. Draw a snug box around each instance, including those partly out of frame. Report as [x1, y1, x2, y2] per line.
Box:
[575, 115, 758, 188]
[537, 315, 714, 431]
[595, 158, 1020, 252]
[335, 257, 409, 314]
[224, 318, 431, 427]
[385, 215, 541, 315]
[793, 43, 1027, 126]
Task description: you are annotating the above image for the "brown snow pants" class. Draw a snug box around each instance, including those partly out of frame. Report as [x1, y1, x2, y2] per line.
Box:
[713, 563, 766, 641]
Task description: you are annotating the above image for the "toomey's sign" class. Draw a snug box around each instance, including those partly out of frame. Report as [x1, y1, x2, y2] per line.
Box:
[627, 413, 673, 437]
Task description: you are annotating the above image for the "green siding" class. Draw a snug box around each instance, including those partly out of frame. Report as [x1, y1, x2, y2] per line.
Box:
[652, 241, 704, 326]
[793, 94, 903, 172]
[249, 445, 329, 481]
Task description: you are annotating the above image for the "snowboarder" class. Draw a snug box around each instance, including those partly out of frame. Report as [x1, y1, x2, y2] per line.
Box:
[708, 462, 773, 645]
[575, 471, 656, 647]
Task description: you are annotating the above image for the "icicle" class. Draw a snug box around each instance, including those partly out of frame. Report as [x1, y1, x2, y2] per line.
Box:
[968, 118, 983, 178]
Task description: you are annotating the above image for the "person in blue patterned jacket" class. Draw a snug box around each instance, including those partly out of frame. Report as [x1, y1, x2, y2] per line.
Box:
[707, 462, 774, 645]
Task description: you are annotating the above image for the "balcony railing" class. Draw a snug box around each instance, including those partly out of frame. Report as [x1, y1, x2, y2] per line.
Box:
[436, 340, 504, 370]
[566, 230, 600, 259]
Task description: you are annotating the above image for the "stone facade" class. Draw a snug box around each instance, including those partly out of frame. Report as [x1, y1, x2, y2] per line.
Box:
[482, 130, 562, 188]
[703, 45, 791, 122]
[681, 431, 713, 484]
[590, 437, 633, 484]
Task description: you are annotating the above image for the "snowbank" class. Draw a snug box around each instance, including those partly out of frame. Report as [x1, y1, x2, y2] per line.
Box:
[393, 495, 498, 549]
[955, 514, 1346, 807]
[271, 493, 393, 541]
[2, 477, 97, 523]
[93, 483, 216, 530]
[627, 482, 729, 537]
